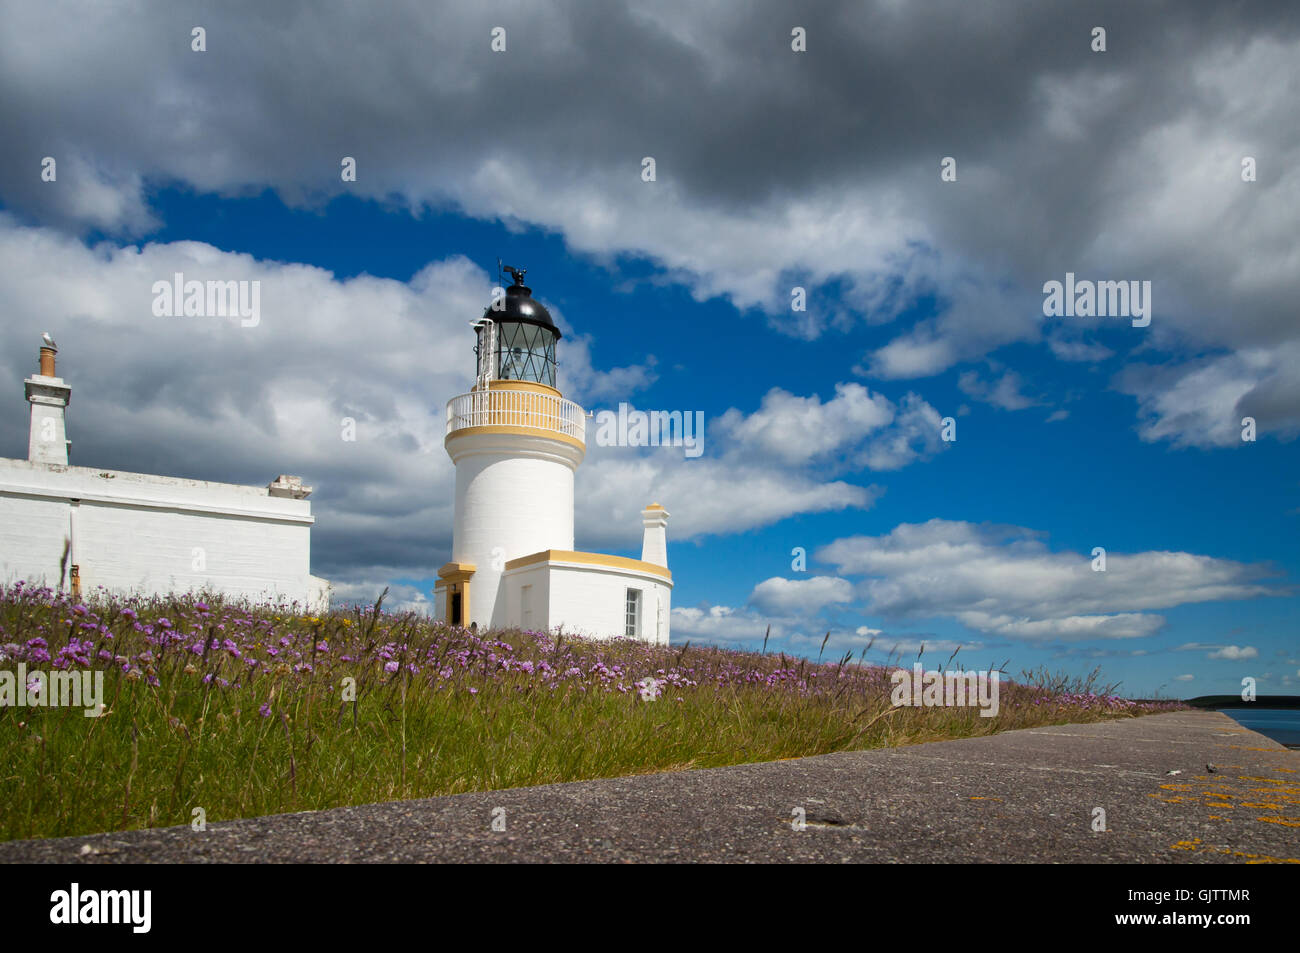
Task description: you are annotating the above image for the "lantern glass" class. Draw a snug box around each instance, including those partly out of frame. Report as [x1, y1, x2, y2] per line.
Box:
[494, 321, 557, 387]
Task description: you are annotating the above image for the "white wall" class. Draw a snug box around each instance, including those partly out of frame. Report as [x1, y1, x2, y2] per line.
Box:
[501, 562, 551, 633]
[0, 457, 327, 611]
[550, 565, 671, 644]
[500, 558, 671, 644]
[448, 431, 581, 629]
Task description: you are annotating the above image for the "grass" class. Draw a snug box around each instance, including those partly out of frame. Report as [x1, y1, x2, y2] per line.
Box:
[0, 582, 1186, 842]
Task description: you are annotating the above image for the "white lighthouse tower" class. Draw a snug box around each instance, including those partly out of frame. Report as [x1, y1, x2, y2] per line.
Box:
[435, 267, 673, 642]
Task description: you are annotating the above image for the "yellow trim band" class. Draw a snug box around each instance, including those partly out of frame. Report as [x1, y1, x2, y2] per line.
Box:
[505, 549, 672, 581]
[481, 379, 563, 398]
[437, 561, 477, 581]
[445, 425, 586, 452]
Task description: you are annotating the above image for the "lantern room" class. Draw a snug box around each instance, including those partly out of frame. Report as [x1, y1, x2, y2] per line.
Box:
[474, 266, 560, 389]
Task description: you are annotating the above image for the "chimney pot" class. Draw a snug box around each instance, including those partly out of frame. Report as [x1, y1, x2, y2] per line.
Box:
[268, 475, 313, 499]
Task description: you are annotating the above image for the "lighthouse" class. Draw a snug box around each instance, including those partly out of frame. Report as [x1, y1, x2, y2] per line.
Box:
[435, 267, 673, 642]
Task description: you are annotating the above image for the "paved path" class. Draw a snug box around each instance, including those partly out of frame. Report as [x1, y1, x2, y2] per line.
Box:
[2, 711, 1296, 863]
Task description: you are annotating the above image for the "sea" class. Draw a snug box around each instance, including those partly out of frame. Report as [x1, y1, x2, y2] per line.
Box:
[1218, 708, 1300, 748]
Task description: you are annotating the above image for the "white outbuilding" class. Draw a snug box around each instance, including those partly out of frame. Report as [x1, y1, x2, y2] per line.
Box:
[434, 267, 672, 643]
[0, 336, 329, 610]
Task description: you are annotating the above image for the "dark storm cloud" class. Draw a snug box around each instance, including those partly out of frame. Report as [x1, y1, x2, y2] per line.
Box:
[4, 0, 1296, 338]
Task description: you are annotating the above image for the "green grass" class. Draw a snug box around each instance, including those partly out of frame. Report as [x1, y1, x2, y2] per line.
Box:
[0, 584, 1185, 841]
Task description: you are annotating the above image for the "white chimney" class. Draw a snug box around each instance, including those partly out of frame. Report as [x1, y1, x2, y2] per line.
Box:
[25, 334, 71, 466]
[640, 503, 669, 568]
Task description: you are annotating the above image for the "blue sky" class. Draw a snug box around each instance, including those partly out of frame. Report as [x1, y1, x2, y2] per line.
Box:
[0, 1, 1297, 698]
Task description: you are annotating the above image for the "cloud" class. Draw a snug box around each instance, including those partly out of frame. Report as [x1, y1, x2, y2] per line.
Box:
[989, 614, 1165, 640]
[1116, 342, 1300, 448]
[855, 393, 949, 470]
[716, 384, 892, 465]
[668, 601, 955, 659]
[1173, 674, 1195, 681]
[1047, 336, 1114, 363]
[1174, 642, 1262, 661]
[863, 636, 984, 659]
[573, 448, 883, 548]
[748, 575, 854, 615]
[4, 0, 1297, 416]
[1049, 646, 1150, 659]
[328, 581, 432, 616]
[817, 519, 1285, 642]
[669, 605, 796, 646]
[557, 341, 659, 404]
[573, 377, 956, 548]
[1208, 645, 1259, 660]
[957, 368, 1040, 411]
[713, 383, 947, 472]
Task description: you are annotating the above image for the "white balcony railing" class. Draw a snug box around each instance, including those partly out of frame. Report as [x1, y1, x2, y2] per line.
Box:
[446, 389, 586, 443]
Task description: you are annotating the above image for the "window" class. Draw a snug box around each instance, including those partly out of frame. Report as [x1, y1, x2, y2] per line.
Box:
[494, 322, 557, 387]
[625, 588, 641, 638]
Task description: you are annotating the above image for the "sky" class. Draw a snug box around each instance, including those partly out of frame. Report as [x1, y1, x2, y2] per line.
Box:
[0, 0, 1296, 698]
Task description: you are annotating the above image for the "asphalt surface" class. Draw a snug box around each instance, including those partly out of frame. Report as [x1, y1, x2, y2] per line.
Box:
[2, 710, 1296, 863]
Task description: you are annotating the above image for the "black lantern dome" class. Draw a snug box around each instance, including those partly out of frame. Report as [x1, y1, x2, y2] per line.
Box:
[475, 265, 560, 388]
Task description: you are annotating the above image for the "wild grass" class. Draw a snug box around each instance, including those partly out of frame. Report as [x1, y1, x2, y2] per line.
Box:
[0, 582, 1185, 841]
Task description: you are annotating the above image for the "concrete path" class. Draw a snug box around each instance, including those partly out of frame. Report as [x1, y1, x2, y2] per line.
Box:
[2, 710, 1296, 863]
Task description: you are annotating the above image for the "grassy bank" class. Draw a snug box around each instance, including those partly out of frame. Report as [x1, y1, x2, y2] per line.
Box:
[0, 583, 1185, 841]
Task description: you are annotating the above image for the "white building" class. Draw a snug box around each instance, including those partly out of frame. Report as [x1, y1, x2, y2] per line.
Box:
[0, 336, 328, 610]
[434, 267, 672, 643]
